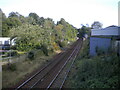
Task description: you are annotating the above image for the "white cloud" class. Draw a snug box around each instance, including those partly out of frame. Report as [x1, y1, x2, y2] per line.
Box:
[0, 0, 118, 28]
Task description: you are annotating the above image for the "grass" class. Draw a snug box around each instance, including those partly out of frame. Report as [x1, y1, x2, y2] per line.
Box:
[2, 40, 75, 88]
[64, 39, 119, 88]
[2, 50, 56, 88]
[17, 51, 26, 54]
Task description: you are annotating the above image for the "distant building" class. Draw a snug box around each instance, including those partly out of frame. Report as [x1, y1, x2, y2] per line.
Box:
[90, 25, 120, 56]
[91, 25, 120, 36]
[0, 37, 16, 50]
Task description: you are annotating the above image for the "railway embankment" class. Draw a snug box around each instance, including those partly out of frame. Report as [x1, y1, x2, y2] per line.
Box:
[2, 39, 80, 89]
[64, 39, 119, 88]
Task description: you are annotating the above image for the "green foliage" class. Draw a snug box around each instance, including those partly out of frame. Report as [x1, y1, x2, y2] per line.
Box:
[7, 50, 18, 57]
[35, 44, 41, 49]
[2, 63, 17, 71]
[1, 10, 77, 54]
[91, 21, 103, 29]
[56, 41, 66, 48]
[11, 45, 17, 50]
[1, 11, 8, 37]
[27, 51, 35, 60]
[8, 12, 21, 18]
[43, 18, 54, 29]
[74, 55, 119, 88]
[29, 13, 39, 23]
[67, 40, 119, 88]
[55, 18, 77, 43]
[6, 17, 22, 29]
[77, 25, 91, 38]
[2, 17, 22, 37]
[38, 17, 45, 26]
[9, 17, 77, 53]
[9, 64, 17, 71]
[41, 44, 49, 56]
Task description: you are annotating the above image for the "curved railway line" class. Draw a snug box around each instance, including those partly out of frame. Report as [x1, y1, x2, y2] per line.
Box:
[15, 39, 83, 89]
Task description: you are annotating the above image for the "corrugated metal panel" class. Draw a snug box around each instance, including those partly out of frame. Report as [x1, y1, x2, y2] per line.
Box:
[90, 37, 111, 56]
[91, 26, 120, 36]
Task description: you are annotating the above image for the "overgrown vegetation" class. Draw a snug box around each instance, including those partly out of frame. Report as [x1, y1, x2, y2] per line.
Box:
[1, 9, 78, 88]
[65, 39, 119, 88]
[1, 9, 77, 54]
[7, 50, 18, 57]
[2, 50, 55, 88]
[27, 51, 35, 60]
[8, 63, 17, 71]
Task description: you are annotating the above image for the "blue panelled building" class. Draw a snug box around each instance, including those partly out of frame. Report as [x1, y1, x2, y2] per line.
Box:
[90, 25, 120, 56]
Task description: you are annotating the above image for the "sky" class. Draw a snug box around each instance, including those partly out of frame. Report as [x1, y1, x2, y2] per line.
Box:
[0, 0, 119, 28]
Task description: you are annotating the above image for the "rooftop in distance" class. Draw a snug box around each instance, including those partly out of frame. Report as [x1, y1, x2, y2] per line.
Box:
[91, 25, 120, 37]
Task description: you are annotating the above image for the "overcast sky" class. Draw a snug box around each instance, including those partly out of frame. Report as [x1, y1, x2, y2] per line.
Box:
[0, 0, 119, 28]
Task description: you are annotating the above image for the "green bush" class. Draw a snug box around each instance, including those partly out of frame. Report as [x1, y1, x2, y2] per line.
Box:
[35, 44, 41, 49]
[41, 44, 48, 56]
[9, 64, 17, 71]
[1, 51, 5, 55]
[56, 41, 66, 48]
[66, 39, 119, 88]
[73, 54, 119, 88]
[11, 45, 17, 50]
[27, 51, 35, 60]
[7, 50, 18, 57]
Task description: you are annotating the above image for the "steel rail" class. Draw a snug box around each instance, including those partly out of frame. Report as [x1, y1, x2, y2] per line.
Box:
[15, 52, 63, 90]
[60, 40, 83, 89]
[46, 40, 81, 89]
[30, 41, 79, 88]
[16, 40, 77, 89]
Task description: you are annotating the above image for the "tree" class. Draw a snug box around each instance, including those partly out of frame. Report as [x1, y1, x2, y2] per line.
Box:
[37, 17, 45, 26]
[43, 18, 54, 29]
[91, 21, 103, 29]
[6, 17, 22, 29]
[2, 12, 22, 37]
[0, 9, 2, 36]
[26, 17, 36, 25]
[55, 18, 77, 43]
[1, 10, 9, 36]
[57, 18, 68, 26]
[8, 12, 22, 18]
[29, 13, 39, 23]
[78, 25, 91, 38]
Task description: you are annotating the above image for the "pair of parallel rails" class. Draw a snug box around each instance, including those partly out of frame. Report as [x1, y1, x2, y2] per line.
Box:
[15, 39, 82, 89]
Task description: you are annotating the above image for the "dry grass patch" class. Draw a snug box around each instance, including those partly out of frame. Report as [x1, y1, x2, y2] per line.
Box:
[2, 50, 55, 88]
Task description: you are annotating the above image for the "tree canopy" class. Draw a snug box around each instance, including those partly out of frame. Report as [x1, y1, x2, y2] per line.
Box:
[77, 25, 91, 38]
[91, 21, 103, 29]
[1, 10, 78, 53]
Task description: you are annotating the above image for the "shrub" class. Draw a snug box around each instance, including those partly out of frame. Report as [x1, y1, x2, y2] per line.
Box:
[7, 50, 18, 57]
[41, 44, 49, 56]
[35, 44, 41, 49]
[27, 51, 35, 60]
[52, 42, 60, 51]
[11, 45, 17, 50]
[9, 64, 17, 71]
[57, 41, 66, 48]
[1, 51, 5, 55]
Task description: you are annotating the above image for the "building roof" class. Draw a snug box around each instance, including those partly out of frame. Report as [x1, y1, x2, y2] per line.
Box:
[91, 25, 120, 37]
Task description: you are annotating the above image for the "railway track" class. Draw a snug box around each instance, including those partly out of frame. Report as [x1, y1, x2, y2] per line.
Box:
[48, 39, 82, 89]
[15, 39, 82, 89]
